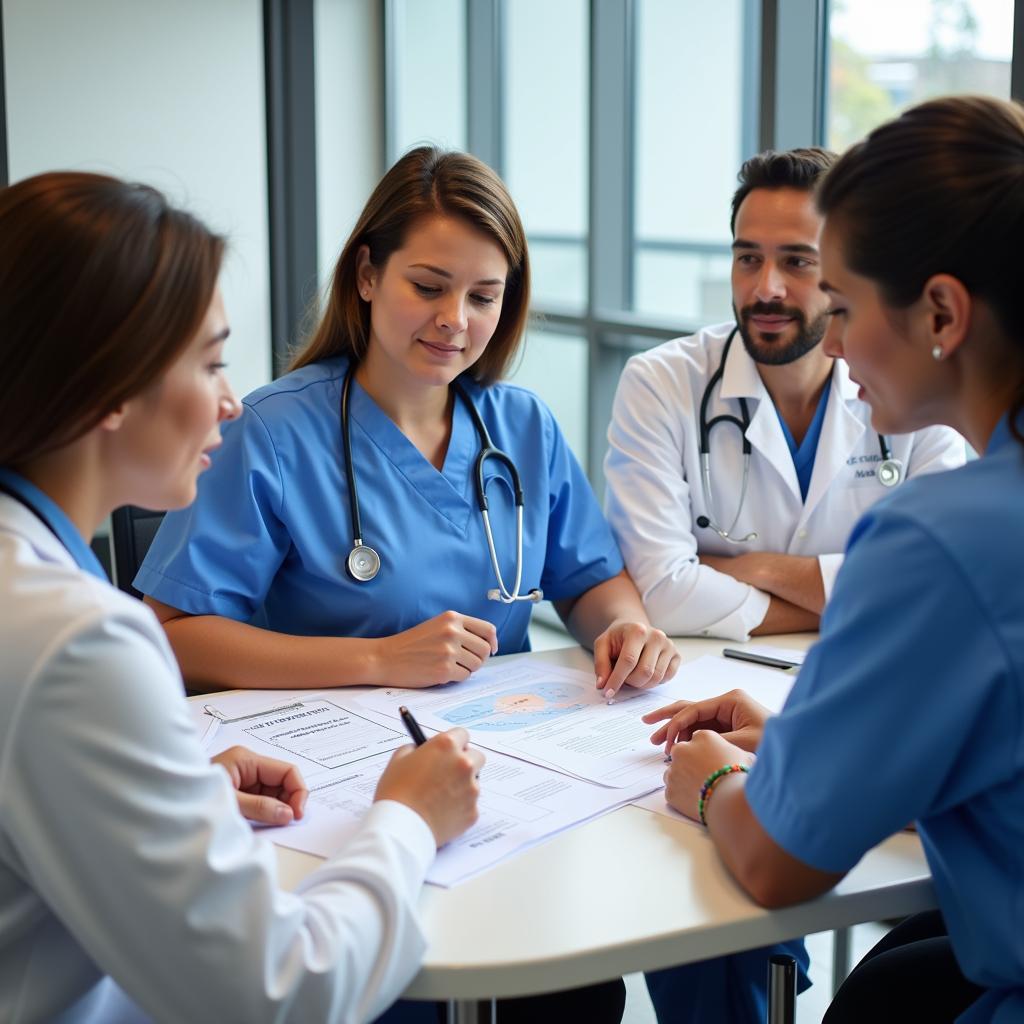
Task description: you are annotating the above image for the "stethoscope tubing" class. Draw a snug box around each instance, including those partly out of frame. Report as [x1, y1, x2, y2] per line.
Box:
[698, 327, 903, 543]
[340, 364, 540, 603]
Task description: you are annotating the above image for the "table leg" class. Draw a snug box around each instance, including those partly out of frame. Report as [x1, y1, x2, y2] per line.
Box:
[767, 954, 796, 1024]
[831, 926, 852, 995]
[446, 998, 496, 1024]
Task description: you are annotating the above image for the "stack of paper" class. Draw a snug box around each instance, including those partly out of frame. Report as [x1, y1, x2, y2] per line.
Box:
[194, 653, 795, 886]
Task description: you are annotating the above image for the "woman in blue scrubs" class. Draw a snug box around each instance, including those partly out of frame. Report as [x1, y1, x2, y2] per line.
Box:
[649, 95, 1024, 1023]
[138, 146, 678, 700]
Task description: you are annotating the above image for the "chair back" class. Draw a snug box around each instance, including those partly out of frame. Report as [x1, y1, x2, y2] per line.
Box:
[110, 506, 166, 599]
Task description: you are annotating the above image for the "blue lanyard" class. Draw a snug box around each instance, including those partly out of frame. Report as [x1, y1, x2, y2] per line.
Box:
[0, 467, 108, 581]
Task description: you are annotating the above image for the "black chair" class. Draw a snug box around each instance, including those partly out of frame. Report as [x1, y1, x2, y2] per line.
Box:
[110, 506, 166, 599]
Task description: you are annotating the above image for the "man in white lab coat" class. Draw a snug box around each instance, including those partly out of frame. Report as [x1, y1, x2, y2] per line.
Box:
[605, 148, 964, 642]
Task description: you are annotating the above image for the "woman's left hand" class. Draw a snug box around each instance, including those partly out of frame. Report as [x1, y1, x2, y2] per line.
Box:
[664, 729, 753, 821]
[594, 621, 680, 698]
[212, 745, 309, 826]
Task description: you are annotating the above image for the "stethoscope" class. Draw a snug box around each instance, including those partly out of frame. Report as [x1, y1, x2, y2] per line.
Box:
[340, 363, 542, 604]
[695, 328, 904, 544]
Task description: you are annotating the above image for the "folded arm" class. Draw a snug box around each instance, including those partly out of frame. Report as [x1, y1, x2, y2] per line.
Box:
[701, 552, 824, 625]
[604, 359, 776, 641]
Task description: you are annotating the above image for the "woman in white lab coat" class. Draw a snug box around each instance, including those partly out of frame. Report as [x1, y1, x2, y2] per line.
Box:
[0, 170, 483, 1024]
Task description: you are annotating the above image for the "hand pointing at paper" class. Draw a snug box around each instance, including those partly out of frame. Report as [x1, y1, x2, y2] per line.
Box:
[643, 689, 772, 760]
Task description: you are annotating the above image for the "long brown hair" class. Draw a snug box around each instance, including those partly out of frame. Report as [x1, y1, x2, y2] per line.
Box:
[290, 146, 530, 386]
[817, 95, 1024, 443]
[0, 172, 225, 467]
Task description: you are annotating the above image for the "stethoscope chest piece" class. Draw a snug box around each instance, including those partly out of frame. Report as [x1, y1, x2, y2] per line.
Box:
[347, 543, 381, 582]
[877, 458, 904, 488]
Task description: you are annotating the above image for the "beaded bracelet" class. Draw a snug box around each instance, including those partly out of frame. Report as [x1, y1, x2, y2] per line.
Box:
[698, 763, 750, 827]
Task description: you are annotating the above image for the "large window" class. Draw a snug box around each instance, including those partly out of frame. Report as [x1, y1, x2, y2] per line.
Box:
[505, 0, 589, 312]
[633, 0, 751, 324]
[828, 0, 1014, 150]
[389, 0, 467, 158]
[383, 0, 1023, 486]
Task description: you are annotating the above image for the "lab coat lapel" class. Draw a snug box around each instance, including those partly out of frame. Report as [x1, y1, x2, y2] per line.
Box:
[349, 382, 474, 532]
[800, 360, 864, 522]
[720, 337, 801, 501]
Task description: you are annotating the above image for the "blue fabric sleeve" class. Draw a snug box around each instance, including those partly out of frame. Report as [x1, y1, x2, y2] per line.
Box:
[538, 406, 624, 601]
[746, 508, 1012, 873]
[133, 404, 291, 621]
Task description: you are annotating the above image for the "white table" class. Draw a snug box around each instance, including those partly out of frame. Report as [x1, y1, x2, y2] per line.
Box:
[270, 635, 936, 1021]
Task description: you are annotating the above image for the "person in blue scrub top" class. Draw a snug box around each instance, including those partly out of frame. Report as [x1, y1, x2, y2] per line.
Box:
[137, 146, 679, 703]
[647, 94, 1024, 1024]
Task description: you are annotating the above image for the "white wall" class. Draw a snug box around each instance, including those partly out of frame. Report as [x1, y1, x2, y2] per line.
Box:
[3, 0, 272, 400]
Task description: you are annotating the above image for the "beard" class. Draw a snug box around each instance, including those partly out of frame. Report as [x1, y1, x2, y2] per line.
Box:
[734, 301, 828, 366]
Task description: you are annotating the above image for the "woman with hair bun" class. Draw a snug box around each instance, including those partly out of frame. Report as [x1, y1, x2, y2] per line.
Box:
[648, 95, 1024, 1023]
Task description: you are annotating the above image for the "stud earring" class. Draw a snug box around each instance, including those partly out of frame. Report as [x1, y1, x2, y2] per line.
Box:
[932, 344, 943, 361]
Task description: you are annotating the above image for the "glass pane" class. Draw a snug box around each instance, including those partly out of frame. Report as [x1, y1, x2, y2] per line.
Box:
[508, 328, 589, 469]
[828, 0, 1013, 151]
[634, 251, 734, 324]
[528, 239, 588, 311]
[505, 0, 589, 309]
[633, 0, 749, 325]
[392, 0, 467, 154]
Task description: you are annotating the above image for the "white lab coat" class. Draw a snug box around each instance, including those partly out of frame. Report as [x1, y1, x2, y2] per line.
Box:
[604, 322, 966, 641]
[0, 494, 436, 1024]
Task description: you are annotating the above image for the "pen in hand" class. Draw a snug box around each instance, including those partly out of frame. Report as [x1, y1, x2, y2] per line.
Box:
[399, 705, 428, 747]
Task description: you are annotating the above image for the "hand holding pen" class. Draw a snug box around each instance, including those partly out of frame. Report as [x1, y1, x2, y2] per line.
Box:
[374, 706, 485, 847]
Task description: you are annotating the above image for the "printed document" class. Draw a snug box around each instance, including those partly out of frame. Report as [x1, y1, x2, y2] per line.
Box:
[195, 690, 653, 886]
[355, 661, 682, 788]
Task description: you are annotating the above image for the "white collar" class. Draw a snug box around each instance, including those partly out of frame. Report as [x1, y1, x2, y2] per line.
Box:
[0, 492, 80, 570]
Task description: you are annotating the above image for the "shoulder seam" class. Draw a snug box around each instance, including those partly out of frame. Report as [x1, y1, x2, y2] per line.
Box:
[241, 404, 286, 521]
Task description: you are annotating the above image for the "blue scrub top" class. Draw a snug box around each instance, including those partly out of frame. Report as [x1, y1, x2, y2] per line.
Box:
[774, 381, 830, 501]
[136, 357, 623, 654]
[746, 415, 1024, 1024]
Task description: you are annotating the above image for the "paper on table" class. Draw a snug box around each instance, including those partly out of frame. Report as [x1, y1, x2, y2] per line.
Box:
[196, 689, 655, 887]
[631, 790, 702, 829]
[189, 702, 220, 748]
[354, 660, 679, 789]
[669, 654, 797, 711]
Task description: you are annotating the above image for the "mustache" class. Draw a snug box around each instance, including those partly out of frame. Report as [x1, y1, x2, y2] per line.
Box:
[741, 302, 805, 320]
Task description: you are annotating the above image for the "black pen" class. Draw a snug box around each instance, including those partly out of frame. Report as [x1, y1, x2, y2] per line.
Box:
[722, 647, 798, 671]
[399, 705, 428, 746]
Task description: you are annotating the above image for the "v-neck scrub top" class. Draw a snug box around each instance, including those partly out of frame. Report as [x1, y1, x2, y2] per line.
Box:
[136, 357, 623, 651]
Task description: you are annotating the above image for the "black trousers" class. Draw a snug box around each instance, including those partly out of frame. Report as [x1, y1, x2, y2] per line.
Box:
[495, 978, 626, 1023]
[823, 911, 984, 1023]
[378, 978, 626, 1024]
